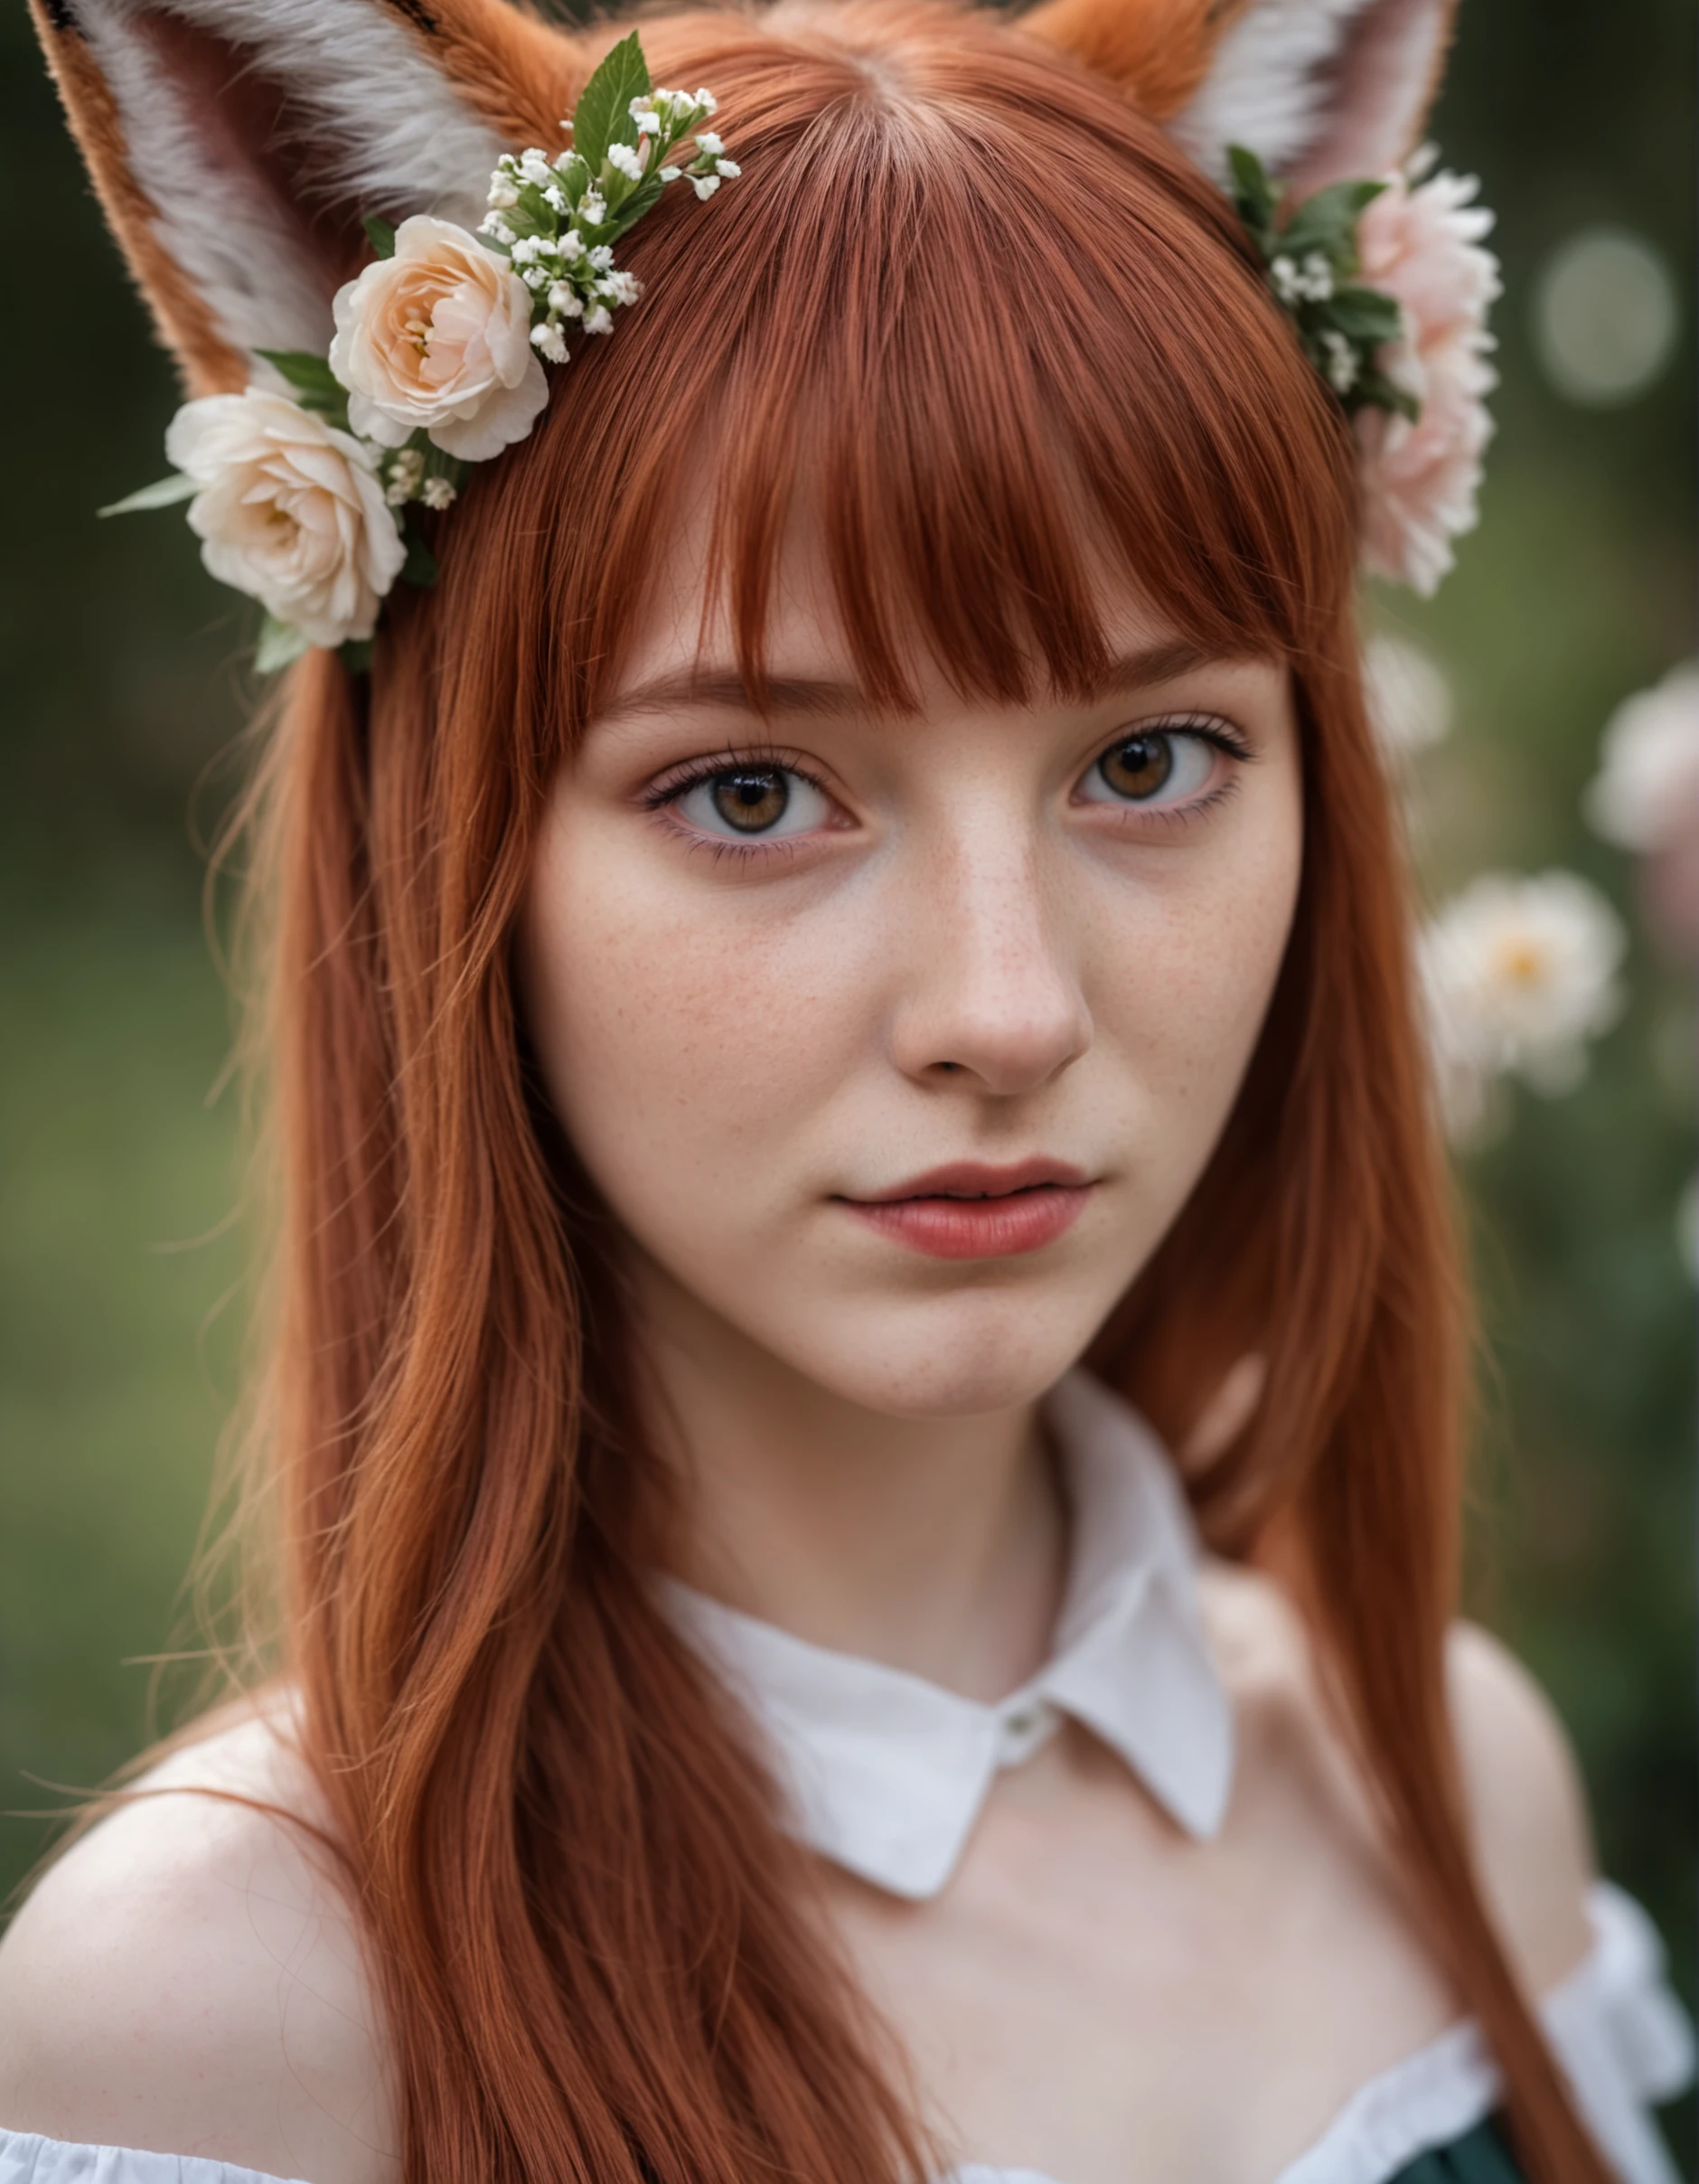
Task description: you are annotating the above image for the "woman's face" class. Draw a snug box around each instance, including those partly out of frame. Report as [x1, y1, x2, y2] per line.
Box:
[521, 544, 1304, 1419]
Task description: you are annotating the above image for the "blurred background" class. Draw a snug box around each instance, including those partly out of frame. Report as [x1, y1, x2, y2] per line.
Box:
[1, 0, 1693, 2163]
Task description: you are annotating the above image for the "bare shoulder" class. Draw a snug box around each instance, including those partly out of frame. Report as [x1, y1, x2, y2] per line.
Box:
[1197, 1568, 1596, 1996]
[1447, 1621, 1596, 1994]
[0, 1695, 397, 2184]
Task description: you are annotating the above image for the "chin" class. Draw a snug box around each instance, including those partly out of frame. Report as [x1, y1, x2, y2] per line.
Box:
[772, 1284, 1118, 1420]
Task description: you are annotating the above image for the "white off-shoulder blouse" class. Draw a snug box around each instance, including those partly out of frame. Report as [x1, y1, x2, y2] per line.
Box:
[0, 1885, 1691, 2184]
[3, 1377, 1691, 2184]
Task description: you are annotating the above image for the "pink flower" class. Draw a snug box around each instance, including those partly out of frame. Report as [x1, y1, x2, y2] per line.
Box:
[1353, 166, 1501, 598]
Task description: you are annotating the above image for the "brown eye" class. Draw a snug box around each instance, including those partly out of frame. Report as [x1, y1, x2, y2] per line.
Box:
[1098, 733, 1175, 800]
[1080, 727, 1221, 811]
[671, 763, 832, 844]
[711, 768, 790, 833]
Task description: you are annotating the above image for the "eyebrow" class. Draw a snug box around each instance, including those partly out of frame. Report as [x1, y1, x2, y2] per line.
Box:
[595, 638, 1262, 726]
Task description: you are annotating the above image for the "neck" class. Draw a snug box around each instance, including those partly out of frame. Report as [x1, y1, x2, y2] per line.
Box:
[632, 1256, 1067, 1703]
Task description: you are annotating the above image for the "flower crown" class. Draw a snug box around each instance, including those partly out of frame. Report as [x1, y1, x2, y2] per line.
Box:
[1229, 143, 1500, 596]
[105, 39, 1497, 663]
[104, 33, 737, 669]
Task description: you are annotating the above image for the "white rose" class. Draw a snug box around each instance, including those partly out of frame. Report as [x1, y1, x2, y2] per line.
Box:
[165, 389, 406, 649]
[329, 214, 549, 463]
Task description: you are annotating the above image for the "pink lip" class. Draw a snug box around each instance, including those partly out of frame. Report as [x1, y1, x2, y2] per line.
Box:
[838, 1159, 1094, 1261]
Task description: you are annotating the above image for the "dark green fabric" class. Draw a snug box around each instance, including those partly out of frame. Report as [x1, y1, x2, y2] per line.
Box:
[1388, 2118, 1529, 2184]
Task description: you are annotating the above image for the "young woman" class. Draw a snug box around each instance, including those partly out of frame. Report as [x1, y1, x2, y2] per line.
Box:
[0, 0, 1689, 2181]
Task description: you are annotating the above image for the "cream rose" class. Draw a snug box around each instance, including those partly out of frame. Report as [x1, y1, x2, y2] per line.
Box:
[329, 215, 549, 463]
[165, 389, 406, 649]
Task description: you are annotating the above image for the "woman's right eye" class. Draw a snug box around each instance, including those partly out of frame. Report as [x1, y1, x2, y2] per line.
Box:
[669, 765, 833, 842]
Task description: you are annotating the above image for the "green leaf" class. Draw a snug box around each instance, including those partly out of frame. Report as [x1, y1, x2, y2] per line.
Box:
[553, 150, 590, 202]
[362, 213, 398, 259]
[570, 31, 651, 174]
[1225, 144, 1280, 230]
[338, 638, 374, 674]
[1281, 178, 1385, 257]
[1355, 367, 1422, 422]
[255, 348, 351, 423]
[255, 615, 314, 674]
[98, 473, 198, 517]
[1327, 287, 1404, 344]
[257, 348, 343, 401]
[401, 530, 439, 588]
[608, 170, 667, 240]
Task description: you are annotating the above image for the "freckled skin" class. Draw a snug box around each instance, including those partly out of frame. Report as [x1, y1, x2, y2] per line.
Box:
[521, 584, 1304, 1421]
[0, 559, 1600, 2184]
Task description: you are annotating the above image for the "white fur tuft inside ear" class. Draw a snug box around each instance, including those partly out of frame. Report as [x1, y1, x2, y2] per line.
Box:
[1170, 0, 1452, 192]
[78, 0, 508, 357]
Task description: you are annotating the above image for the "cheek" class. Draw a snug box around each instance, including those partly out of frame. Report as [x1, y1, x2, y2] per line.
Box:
[520, 807, 872, 1211]
[1086, 778, 1303, 1189]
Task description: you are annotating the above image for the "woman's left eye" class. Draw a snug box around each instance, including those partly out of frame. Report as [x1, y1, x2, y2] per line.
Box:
[666, 765, 834, 843]
[1075, 726, 1225, 811]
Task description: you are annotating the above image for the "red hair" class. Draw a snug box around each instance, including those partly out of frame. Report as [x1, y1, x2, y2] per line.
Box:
[217, 5, 1611, 2178]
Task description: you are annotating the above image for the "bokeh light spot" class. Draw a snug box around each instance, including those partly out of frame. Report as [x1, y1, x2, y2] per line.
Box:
[1533, 226, 1680, 407]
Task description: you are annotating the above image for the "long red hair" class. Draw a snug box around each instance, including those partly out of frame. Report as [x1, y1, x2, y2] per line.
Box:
[214, 5, 1611, 2178]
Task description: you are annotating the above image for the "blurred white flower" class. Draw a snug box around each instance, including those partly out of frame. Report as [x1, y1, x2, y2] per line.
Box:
[1585, 662, 1699, 963]
[1364, 631, 1454, 762]
[1583, 663, 1699, 852]
[1420, 871, 1628, 1140]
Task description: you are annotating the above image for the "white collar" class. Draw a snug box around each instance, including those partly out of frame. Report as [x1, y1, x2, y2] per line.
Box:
[662, 1370, 1234, 1900]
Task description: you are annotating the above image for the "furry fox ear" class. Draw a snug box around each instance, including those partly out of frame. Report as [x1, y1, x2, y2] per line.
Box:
[29, 0, 589, 391]
[1026, 0, 1459, 194]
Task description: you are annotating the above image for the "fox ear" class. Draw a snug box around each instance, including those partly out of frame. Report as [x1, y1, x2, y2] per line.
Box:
[1026, 0, 1459, 194]
[29, 0, 589, 391]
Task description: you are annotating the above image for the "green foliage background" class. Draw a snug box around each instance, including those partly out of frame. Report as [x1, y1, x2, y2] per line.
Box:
[0, 0, 1692, 2162]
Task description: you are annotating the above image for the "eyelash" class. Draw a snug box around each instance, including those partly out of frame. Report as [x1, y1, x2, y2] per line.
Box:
[1080, 712, 1255, 831]
[643, 746, 835, 864]
[642, 713, 1255, 860]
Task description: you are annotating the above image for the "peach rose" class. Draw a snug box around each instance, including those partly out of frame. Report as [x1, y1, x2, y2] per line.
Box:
[329, 215, 549, 464]
[165, 389, 406, 648]
[1354, 167, 1502, 598]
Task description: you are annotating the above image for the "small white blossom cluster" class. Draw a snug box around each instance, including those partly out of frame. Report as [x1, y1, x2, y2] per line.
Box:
[101, 33, 736, 663]
[381, 444, 458, 512]
[1269, 249, 1335, 307]
[1319, 328, 1359, 395]
[1232, 148, 1410, 434]
[476, 79, 737, 366]
[1419, 871, 1627, 1143]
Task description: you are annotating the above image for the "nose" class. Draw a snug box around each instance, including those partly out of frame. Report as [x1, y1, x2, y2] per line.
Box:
[887, 812, 1093, 1097]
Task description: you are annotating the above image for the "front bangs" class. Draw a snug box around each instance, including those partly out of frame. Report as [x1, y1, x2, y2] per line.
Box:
[522, 9, 1360, 725]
